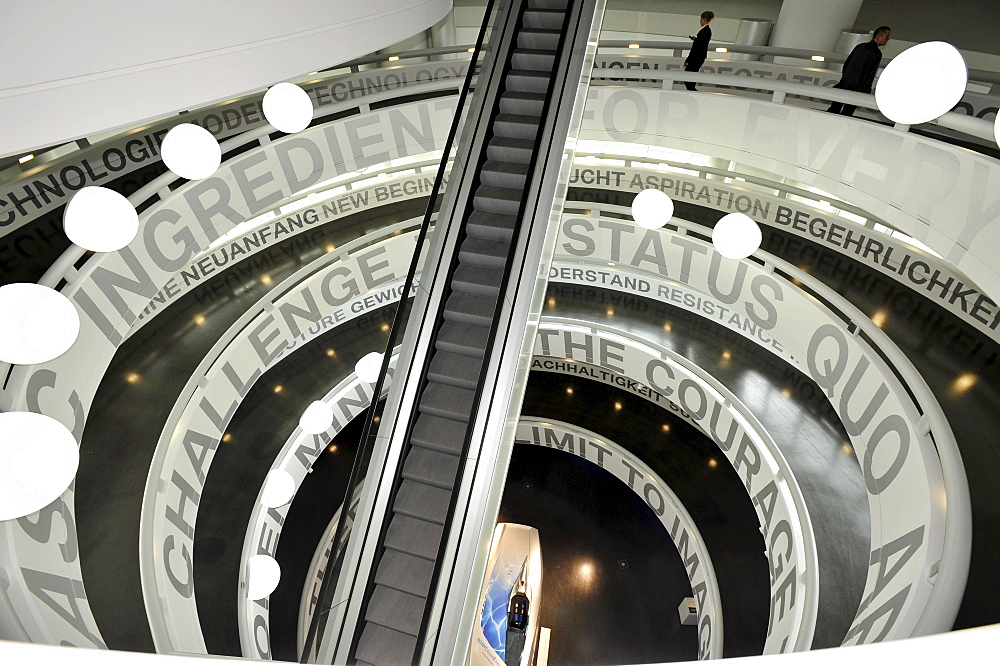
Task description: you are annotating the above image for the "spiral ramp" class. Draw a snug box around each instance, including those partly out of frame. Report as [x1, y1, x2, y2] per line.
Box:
[1, 2, 999, 666]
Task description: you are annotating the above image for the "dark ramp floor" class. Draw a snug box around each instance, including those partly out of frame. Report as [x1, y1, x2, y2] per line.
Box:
[544, 283, 868, 650]
[513, 367, 771, 661]
[269, 411, 370, 662]
[499, 445, 702, 665]
[194, 320, 390, 658]
[73, 200, 424, 652]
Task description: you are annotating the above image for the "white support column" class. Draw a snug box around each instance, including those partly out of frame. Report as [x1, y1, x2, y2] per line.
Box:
[770, 0, 864, 64]
[430, 10, 458, 54]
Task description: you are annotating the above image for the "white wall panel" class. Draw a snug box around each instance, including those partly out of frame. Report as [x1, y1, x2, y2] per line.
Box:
[0, 0, 451, 157]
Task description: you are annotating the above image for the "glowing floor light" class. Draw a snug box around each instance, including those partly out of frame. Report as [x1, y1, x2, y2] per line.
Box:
[0, 411, 79, 521]
[0, 283, 80, 364]
[161, 123, 221, 180]
[875, 41, 967, 125]
[711, 213, 762, 259]
[263, 82, 313, 134]
[64, 186, 139, 252]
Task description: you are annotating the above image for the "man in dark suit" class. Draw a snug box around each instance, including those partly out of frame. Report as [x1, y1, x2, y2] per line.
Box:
[684, 11, 715, 91]
[827, 26, 891, 116]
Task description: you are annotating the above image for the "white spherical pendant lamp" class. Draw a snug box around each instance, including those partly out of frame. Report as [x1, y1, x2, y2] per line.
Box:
[875, 41, 967, 125]
[260, 470, 296, 509]
[161, 123, 222, 180]
[0, 283, 81, 365]
[246, 554, 281, 600]
[0, 411, 79, 521]
[631, 188, 674, 230]
[263, 82, 314, 134]
[64, 186, 139, 252]
[712, 213, 762, 260]
[299, 400, 334, 435]
[355, 352, 384, 383]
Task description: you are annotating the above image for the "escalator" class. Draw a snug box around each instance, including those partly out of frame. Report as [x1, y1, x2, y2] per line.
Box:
[339, 0, 600, 663]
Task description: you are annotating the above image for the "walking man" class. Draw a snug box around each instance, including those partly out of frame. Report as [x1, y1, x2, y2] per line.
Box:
[684, 11, 715, 91]
[827, 26, 891, 116]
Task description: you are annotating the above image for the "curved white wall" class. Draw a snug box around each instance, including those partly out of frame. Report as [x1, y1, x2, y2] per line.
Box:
[0, 0, 451, 157]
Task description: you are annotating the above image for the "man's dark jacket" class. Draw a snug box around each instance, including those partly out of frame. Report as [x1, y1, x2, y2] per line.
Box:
[835, 40, 882, 93]
[687, 25, 712, 67]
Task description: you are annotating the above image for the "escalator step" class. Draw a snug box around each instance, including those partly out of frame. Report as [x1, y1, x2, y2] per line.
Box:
[459, 236, 511, 269]
[366, 586, 425, 637]
[385, 514, 445, 561]
[494, 113, 542, 141]
[395, 479, 452, 524]
[507, 69, 551, 94]
[474, 185, 522, 216]
[500, 91, 547, 116]
[518, 28, 561, 51]
[444, 291, 498, 327]
[486, 136, 535, 163]
[403, 447, 461, 490]
[511, 48, 557, 72]
[428, 350, 483, 389]
[420, 381, 476, 419]
[375, 549, 435, 597]
[467, 210, 518, 242]
[528, 0, 569, 9]
[437, 321, 490, 358]
[523, 8, 566, 30]
[355, 624, 417, 666]
[453, 264, 504, 297]
[481, 160, 530, 189]
[412, 414, 469, 455]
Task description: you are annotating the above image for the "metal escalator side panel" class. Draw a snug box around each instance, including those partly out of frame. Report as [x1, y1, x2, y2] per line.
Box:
[353, 0, 585, 663]
[425, 1, 606, 664]
[347, 0, 604, 663]
[320, 0, 528, 663]
[306, 1, 521, 663]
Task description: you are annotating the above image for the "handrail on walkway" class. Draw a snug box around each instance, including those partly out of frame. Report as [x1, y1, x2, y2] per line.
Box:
[594, 39, 1000, 88]
[589, 68, 998, 142]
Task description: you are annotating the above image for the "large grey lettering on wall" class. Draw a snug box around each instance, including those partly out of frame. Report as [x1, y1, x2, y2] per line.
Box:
[0, 63, 466, 238]
[0, 99, 453, 649]
[140, 231, 413, 653]
[580, 86, 1000, 311]
[567, 167, 1000, 342]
